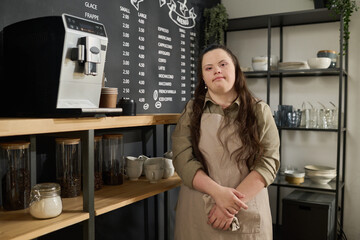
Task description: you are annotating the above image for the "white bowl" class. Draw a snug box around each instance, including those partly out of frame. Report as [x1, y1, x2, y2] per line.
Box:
[307, 173, 336, 184]
[252, 56, 268, 71]
[307, 57, 331, 69]
[304, 165, 336, 184]
[278, 61, 310, 70]
[304, 165, 336, 173]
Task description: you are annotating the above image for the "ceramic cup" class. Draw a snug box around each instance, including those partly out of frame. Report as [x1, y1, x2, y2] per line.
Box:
[125, 156, 143, 180]
[144, 163, 163, 170]
[99, 87, 118, 108]
[163, 151, 173, 159]
[126, 156, 143, 168]
[144, 157, 164, 168]
[138, 155, 149, 161]
[163, 158, 173, 168]
[137, 155, 149, 175]
[163, 158, 174, 178]
[163, 167, 175, 179]
[126, 166, 142, 181]
[145, 167, 164, 183]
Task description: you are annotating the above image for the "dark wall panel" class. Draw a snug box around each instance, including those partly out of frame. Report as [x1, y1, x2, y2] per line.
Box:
[0, 0, 219, 113]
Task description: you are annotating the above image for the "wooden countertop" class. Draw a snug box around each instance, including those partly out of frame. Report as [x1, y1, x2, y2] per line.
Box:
[0, 114, 181, 137]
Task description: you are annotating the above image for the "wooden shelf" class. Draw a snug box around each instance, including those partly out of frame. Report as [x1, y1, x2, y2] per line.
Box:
[0, 196, 88, 240]
[0, 114, 180, 137]
[0, 174, 182, 239]
[95, 173, 181, 216]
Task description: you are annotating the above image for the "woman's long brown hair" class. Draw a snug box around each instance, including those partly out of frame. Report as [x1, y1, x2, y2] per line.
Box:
[190, 44, 263, 174]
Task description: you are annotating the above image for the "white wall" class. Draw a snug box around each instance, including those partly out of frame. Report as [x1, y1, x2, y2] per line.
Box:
[223, 0, 360, 239]
[222, 0, 314, 18]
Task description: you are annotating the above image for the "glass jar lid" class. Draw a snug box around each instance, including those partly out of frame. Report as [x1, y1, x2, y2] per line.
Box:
[0, 141, 30, 150]
[103, 134, 123, 139]
[317, 50, 337, 54]
[32, 183, 61, 197]
[94, 136, 103, 142]
[55, 138, 80, 145]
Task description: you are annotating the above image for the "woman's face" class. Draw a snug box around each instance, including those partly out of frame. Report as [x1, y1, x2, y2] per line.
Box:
[201, 48, 236, 97]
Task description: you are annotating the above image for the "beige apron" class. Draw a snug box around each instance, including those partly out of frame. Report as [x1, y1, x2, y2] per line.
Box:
[175, 113, 273, 240]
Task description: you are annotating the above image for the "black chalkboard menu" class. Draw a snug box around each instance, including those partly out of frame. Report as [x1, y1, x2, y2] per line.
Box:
[0, 0, 219, 113]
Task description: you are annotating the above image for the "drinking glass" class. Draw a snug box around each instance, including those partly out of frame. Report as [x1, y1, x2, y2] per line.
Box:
[287, 110, 302, 128]
[305, 108, 318, 128]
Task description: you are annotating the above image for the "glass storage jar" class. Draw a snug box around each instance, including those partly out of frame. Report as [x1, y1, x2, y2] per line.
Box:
[55, 138, 81, 198]
[103, 134, 124, 185]
[0, 141, 31, 210]
[29, 183, 62, 219]
[94, 136, 103, 190]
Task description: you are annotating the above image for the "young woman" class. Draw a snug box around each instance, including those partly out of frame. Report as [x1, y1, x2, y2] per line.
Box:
[172, 44, 280, 239]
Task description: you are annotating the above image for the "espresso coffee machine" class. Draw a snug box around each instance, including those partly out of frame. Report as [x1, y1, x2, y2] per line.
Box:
[0, 14, 121, 117]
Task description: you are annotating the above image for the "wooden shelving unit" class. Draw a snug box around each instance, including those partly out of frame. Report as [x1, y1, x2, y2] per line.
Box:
[0, 114, 181, 240]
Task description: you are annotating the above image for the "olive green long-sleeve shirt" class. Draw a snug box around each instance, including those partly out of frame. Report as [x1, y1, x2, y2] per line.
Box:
[171, 94, 280, 188]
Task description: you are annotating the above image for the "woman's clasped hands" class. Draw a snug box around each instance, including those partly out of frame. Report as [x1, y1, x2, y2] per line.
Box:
[207, 186, 248, 231]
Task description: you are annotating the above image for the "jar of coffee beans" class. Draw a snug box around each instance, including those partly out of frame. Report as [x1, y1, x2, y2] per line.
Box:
[55, 138, 81, 198]
[103, 134, 124, 185]
[0, 141, 31, 210]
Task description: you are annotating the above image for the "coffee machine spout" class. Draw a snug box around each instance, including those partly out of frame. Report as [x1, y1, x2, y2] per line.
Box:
[85, 62, 98, 76]
[72, 36, 101, 75]
[84, 36, 101, 75]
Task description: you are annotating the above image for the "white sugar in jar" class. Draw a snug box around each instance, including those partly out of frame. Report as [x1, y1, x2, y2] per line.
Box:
[29, 183, 62, 219]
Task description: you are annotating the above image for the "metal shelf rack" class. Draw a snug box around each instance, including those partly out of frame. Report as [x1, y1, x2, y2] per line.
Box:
[227, 8, 347, 240]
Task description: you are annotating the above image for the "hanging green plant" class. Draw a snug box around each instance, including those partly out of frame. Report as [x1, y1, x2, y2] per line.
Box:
[327, 0, 359, 53]
[203, 3, 229, 47]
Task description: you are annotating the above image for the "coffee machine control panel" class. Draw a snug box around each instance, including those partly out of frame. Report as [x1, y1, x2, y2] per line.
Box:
[64, 15, 106, 37]
[64, 14, 107, 76]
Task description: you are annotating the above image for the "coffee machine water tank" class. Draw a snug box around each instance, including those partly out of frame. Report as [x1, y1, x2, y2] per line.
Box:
[1, 14, 118, 117]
